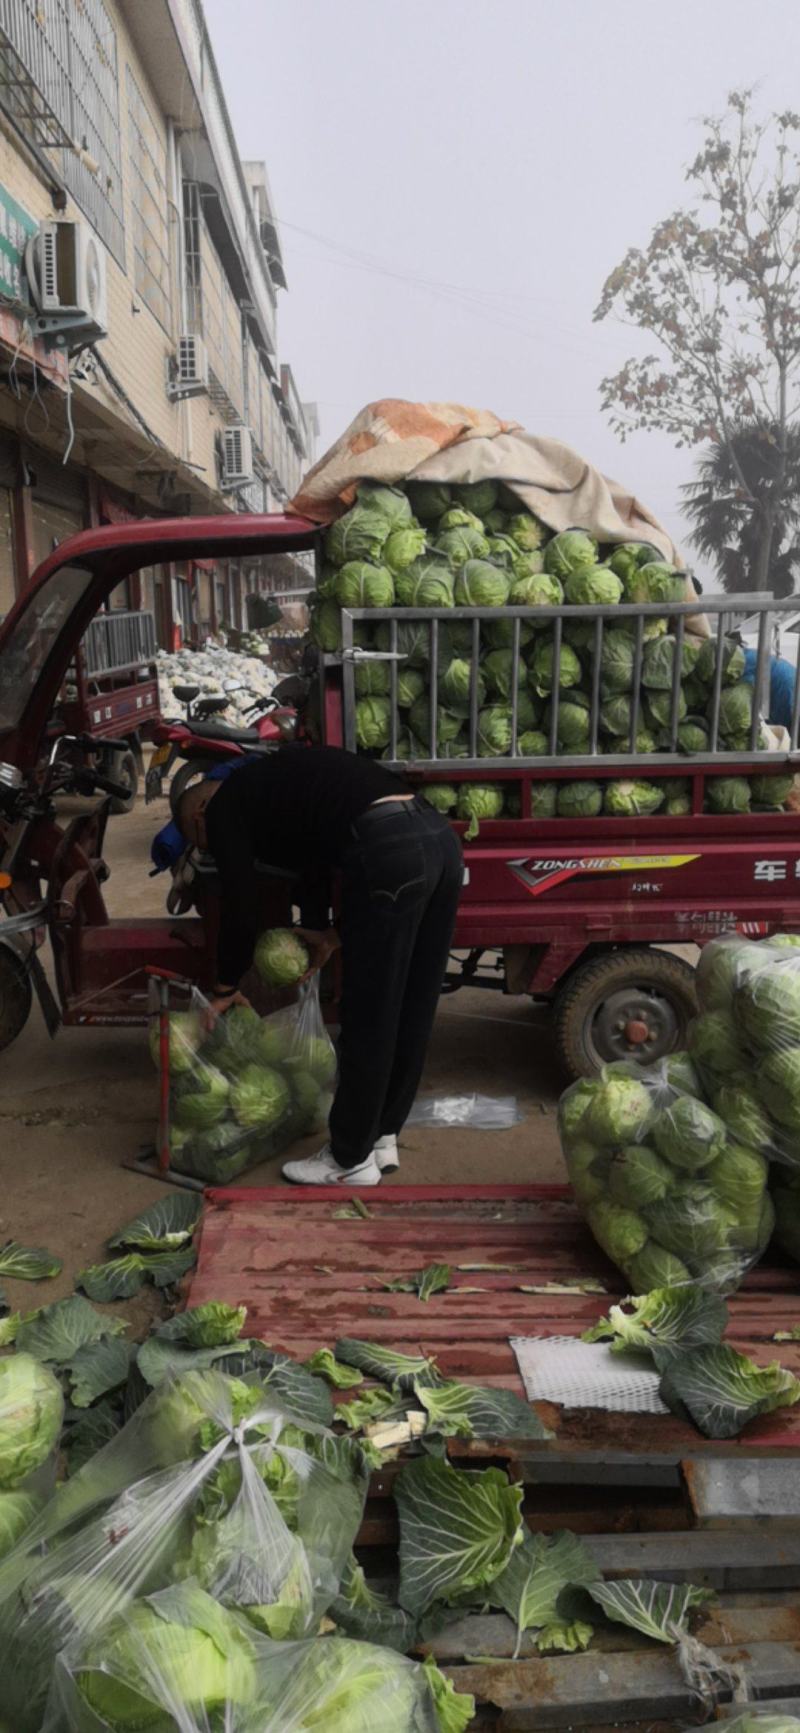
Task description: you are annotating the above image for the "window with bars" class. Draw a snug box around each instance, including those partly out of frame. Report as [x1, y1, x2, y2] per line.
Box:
[183, 180, 244, 420]
[126, 66, 171, 330]
[0, 0, 124, 263]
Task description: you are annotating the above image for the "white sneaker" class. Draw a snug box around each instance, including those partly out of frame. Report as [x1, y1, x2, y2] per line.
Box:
[373, 1134, 399, 1173]
[282, 1145, 383, 1186]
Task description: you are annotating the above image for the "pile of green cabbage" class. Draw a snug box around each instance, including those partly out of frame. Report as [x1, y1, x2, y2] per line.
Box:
[558, 1053, 774, 1294]
[310, 480, 794, 821]
[150, 996, 336, 1182]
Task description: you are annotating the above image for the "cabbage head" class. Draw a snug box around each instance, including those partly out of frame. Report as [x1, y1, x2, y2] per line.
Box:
[409, 696, 464, 749]
[208, 1004, 264, 1074]
[608, 1145, 674, 1209]
[452, 479, 499, 516]
[604, 780, 664, 817]
[75, 1588, 257, 1730]
[254, 927, 310, 988]
[254, 1014, 295, 1067]
[646, 1182, 739, 1262]
[383, 524, 427, 574]
[325, 507, 390, 567]
[564, 566, 623, 607]
[651, 1096, 727, 1171]
[687, 1009, 744, 1080]
[518, 730, 548, 755]
[665, 1052, 703, 1097]
[530, 638, 582, 695]
[696, 637, 746, 689]
[706, 777, 751, 815]
[717, 682, 754, 738]
[507, 512, 548, 551]
[551, 701, 591, 750]
[557, 780, 603, 818]
[567, 1139, 609, 1206]
[356, 481, 412, 526]
[173, 1066, 230, 1131]
[454, 560, 510, 607]
[310, 600, 343, 652]
[288, 1067, 322, 1128]
[405, 480, 451, 520]
[587, 1199, 649, 1267]
[608, 542, 663, 581]
[622, 562, 686, 605]
[530, 782, 558, 817]
[713, 1082, 773, 1152]
[695, 936, 766, 1014]
[439, 618, 476, 657]
[705, 1143, 768, 1215]
[559, 1074, 604, 1143]
[477, 705, 515, 756]
[600, 694, 634, 737]
[770, 933, 800, 949]
[0, 1355, 63, 1489]
[438, 657, 485, 713]
[435, 525, 490, 567]
[0, 1488, 40, 1557]
[757, 1046, 800, 1130]
[486, 533, 521, 567]
[599, 630, 635, 694]
[230, 1063, 291, 1130]
[586, 1071, 653, 1146]
[354, 660, 390, 698]
[397, 666, 426, 708]
[439, 506, 484, 532]
[663, 786, 692, 814]
[456, 782, 504, 840]
[482, 616, 536, 651]
[376, 619, 430, 668]
[509, 571, 563, 607]
[644, 689, 688, 729]
[482, 649, 527, 701]
[750, 773, 794, 808]
[544, 530, 598, 580]
[510, 549, 547, 580]
[356, 696, 392, 750]
[484, 507, 508, 534]
[423, 784, 458, 813]
[642, 635, 702, 689]
[626, 1243, 692, 1291]
[148, 1012, 202, 1074]
[395, 558, 454, 608]
[334, 562, 394, 610]
[678, 718, 710, 754]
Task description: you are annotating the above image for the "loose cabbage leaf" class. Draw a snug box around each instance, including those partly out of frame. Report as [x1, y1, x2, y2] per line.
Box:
[16, 1294, 127, 1363]
[330, 1555, 416, 1651]
[415, 1378, 552, 1440]
[491, 1528, 600, 1654]
[422, 1653, 476, 1732]
[383, 1263, 452, 1302]
[135, 1336, 334, 1426]
[659, 1345, 800, 1439]
[77, 1246, 196, 1302]
[335, 1338, 440, 1390]
[583, 1288, 728, 1361]
[303, 1349, 363, 1388]
[63, 1400, 122, 1474]
[156, 1303, 247, 1348]
[537, 1620, 594, 1653]
[0, 1241, 62, 1281]
[68, 1338, 135, 1407]
[108, 1192, 202, 1253]
[336, 1388, 405, 1432]
[395, 1456, 525, 1616]
[587, 1577, 713, 1643]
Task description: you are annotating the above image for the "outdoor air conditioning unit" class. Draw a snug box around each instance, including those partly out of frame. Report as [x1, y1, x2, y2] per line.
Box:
[25, 220, 108, 346]
[167, 333, 209, 400]
[221, 425, 255, 490]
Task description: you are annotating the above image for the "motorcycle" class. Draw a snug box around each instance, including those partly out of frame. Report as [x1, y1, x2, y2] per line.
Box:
[145, 677, 306, 817]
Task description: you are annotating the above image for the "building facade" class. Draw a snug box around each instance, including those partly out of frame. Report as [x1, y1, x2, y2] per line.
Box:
[0, 0, 316, 643]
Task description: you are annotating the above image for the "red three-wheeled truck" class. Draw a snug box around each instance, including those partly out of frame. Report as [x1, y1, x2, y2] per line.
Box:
[1, 513, 800, 1076]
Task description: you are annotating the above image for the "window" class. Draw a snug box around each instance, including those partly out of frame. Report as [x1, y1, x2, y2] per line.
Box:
[184, 181, 244, 419]
[126, 68, 170, 330]
[0, 0, 124, 263]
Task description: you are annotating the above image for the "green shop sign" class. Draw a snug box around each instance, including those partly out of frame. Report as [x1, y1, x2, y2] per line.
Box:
[0, 185, 37, 303]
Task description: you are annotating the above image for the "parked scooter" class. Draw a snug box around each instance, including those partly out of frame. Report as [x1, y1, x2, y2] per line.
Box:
[145, 678, 303, 815]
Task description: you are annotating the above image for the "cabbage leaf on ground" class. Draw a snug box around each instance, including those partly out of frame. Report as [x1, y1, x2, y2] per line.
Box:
[659, 1343, 800, 1438]
[586, 1578, 713, 1643]
[395, 1456, 524, 1616]
[583, 1287, 728, 1360]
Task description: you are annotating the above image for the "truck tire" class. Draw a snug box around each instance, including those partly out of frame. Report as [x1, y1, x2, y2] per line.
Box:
[554, 948, 697, 1079]
[108, 749, 138, 815]
[0, 948, 33, 1054]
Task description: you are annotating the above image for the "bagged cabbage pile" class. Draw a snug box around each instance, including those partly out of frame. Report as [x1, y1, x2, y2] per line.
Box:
[0, 1368, 370, 1732]
[691, 932, 800, 1186]
[149, 978, 336, 1182]
[558, 1055, 774, 1294]
[310, 479, 793, 820]
[0, 1355, 63, 1536]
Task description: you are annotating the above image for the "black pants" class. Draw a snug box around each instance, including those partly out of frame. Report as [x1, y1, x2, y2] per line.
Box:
[329, 798, 463, 1169]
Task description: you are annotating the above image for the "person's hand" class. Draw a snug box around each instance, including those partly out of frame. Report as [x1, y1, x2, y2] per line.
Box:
[295, 928, 341, 981]
[204, 988, 251, 1028]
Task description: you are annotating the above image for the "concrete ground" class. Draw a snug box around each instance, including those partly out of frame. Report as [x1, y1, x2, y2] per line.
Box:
[0, 789, 565, 1330]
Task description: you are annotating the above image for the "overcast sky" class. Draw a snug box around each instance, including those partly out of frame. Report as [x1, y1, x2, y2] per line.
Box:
[204, 0, 800, 572]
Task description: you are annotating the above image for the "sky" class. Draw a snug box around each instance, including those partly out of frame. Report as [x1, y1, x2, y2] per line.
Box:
[204, 0, 800, 572]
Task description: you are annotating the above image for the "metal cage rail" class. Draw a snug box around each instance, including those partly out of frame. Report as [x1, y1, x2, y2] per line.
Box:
[81, 608, 156, 677]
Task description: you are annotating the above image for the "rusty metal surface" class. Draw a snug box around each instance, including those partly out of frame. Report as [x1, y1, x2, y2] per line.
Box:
[189, 1184, 800, 1453]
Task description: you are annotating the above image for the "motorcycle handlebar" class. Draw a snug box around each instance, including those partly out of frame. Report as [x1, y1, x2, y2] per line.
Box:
[75, 770, 131, 801]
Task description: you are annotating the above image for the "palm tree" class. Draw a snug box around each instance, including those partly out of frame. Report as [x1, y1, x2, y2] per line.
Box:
[681, 422, 800, 596]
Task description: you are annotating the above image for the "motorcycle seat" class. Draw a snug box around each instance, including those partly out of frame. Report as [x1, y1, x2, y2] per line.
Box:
[187, 720, 264, 743]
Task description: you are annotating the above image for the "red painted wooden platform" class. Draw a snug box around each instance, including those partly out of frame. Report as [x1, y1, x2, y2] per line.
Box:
[189, 1183, 800, 1452]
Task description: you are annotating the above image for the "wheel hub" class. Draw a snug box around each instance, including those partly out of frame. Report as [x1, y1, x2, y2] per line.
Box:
[591, 985, 681, 1064]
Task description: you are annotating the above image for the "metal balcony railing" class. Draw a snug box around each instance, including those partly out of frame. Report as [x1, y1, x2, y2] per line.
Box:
[82, 609, 156, 677]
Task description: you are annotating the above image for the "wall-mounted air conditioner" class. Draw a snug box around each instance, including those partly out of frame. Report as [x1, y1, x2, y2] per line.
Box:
[221, 425, 254, 490]
[167, 333, 208, 400]
[25, 220, 108, 346]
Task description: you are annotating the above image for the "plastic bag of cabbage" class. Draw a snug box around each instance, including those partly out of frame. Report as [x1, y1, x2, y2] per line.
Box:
[46, 1598, 473, 1732]
[0, 1368, 370, 1733]
[148, 978, 336, 1182]
[558, 1055, 774, 1294]
[690, 932, 800, 1175]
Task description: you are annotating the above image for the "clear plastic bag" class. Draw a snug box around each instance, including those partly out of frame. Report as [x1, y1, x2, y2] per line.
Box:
[692, 933, 800, 1173]
[149, 980, 337, 1181]
[0, 1368, 368, 1733]
[45, 1613, 468, 1732]
[0, 1352, 63, 1548]
[406, 1093, 523, 1128]
[558, 1054, 774, 1295]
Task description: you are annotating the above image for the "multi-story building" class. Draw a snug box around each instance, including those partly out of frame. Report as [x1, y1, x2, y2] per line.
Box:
[0, 0, 316, 644]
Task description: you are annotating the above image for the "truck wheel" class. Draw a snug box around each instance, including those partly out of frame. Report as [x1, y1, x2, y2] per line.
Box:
[108, 749, 139, 815]
[0, 949, 32, 1054]
[554, 948, 697, 1079]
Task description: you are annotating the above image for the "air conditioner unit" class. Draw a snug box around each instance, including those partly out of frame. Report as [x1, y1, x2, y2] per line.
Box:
[25, 220, 108, 346]
[221, 425, 254, 490]
[167, 333, 208, 400]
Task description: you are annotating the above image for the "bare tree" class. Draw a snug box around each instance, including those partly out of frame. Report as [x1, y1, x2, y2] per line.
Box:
[595, 90, 800, 591]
